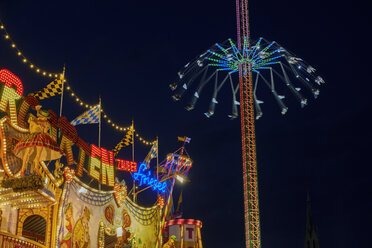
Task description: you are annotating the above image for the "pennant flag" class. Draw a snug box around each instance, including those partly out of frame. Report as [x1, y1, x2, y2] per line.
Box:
[157, 166, 166, 173]
[32, 78, 63, 100]
[112, 127, 133, 156]
[177, 136, 191, 143]
[70, 105, 100, 126]
[176, 190, 183, 212]
[143, 139, 158, 168]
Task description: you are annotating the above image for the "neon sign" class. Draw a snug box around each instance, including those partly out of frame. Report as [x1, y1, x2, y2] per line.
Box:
[133, 163, 167, 193]
[164, 153, 192, 176]
[89, 144, 115, 187]
[116, 159, 137, 172]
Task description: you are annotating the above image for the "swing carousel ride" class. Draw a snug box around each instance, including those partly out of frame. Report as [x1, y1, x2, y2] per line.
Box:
[170, 1, 325, 248]
[0, 16, 202, 248]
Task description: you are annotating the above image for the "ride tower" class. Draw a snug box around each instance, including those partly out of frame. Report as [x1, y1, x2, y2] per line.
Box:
[235, 1, 261, 248]
[170, 0, 325, 247]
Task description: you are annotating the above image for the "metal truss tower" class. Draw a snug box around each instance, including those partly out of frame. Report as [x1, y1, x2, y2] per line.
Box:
[236, 1, 261, 248]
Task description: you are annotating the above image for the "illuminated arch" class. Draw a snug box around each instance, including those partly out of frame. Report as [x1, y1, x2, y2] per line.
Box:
[22, 214, 47, 244]
[17, 207, 51, 245]
[0, 69, 24, 96]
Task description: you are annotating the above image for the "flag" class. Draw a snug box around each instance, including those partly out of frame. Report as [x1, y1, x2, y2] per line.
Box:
[32, 78, 63, 100]
[177, 136, 191, 143]
[112, 127, 133, 156]
[70, 105, 100, 126]
[143, 139, 158, 168]
[157, 166, 166, 173]
[176, 190, 183, 212]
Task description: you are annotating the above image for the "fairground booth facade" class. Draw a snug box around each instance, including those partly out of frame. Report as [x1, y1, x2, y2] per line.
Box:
[0, 68, 202, 248]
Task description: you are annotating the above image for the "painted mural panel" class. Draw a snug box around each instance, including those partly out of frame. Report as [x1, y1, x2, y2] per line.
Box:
[57, 179, 159, 248]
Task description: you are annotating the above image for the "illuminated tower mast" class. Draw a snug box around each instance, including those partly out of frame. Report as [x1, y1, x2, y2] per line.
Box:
[235, 1, 261, 248]
[170, 1, 325, 248]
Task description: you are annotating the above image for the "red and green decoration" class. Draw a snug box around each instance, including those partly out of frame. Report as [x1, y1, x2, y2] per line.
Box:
[98, 221, 105, 248]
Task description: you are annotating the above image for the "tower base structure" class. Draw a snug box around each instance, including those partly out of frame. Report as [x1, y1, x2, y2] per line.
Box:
[163, 219, 203, 248]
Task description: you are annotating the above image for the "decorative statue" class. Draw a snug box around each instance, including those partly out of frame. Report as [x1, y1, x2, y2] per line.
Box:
[72, 206, 91, 248]
[54, 160, 65, 180]
[162, 235, 177, 248]
[13, 105, 62, 176]
[60, 203, 74, 248]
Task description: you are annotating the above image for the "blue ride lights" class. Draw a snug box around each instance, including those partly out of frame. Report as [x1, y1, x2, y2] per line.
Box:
[133, 163, 167, 193]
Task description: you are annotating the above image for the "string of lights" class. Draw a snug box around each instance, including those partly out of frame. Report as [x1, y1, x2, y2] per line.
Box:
[0, 19, 61, 78]
[0, 18, 156, 146]
[65, 82, 156, 145]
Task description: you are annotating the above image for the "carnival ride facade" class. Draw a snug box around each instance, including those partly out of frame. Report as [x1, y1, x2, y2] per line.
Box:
[0, 22, 201, 247]
[170, 1, 325, 248]
[0, 66, 200, 248]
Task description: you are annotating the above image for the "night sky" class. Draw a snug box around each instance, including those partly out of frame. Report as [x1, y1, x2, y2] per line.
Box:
[0, 0, 371, 247]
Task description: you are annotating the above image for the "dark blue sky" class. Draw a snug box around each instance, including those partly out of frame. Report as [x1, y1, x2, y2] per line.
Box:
[0, 0, 370, 247]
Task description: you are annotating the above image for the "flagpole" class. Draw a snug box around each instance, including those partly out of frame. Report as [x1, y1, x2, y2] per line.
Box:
[156, 136, 159, 203]
[99, 96, 102, 191]
[156, 177, 176, 248]
[59, 65, 66, 118]
[132, 120, 134, 161]
[99, 97, 102, 148]
[132, 120, 136, 202]
[57, 66, 66, 140]
[156, 136, 159, 181]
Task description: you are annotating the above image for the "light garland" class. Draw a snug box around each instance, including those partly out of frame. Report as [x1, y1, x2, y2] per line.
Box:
[0, 18, 156, 145]
[0, 190, 50, 208]
[0, 19, 61, 78]
[65, 82, 156, 145]
[124, 197, 159, 226]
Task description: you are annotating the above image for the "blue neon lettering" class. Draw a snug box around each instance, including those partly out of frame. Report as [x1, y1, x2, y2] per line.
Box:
[133, 163, 166, 193]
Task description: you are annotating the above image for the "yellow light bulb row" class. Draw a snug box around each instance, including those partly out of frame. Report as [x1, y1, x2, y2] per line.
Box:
[0, 19, 156, 145]
[135, 133, 156, 145]
[65, 82, 156, 146]
[0, 20, 61, 78]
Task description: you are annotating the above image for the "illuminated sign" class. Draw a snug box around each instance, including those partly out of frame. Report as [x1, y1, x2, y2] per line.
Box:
[116, 159, 137, 172]
[0, 68, 137, 187]
[0, 69, 24, 125]
[133, 163, 167, 193]
[89, 144, 115, 187]
[0, 69, 23, 96]
[164, 153, 192, 176]
[88, 146, 138, 186]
